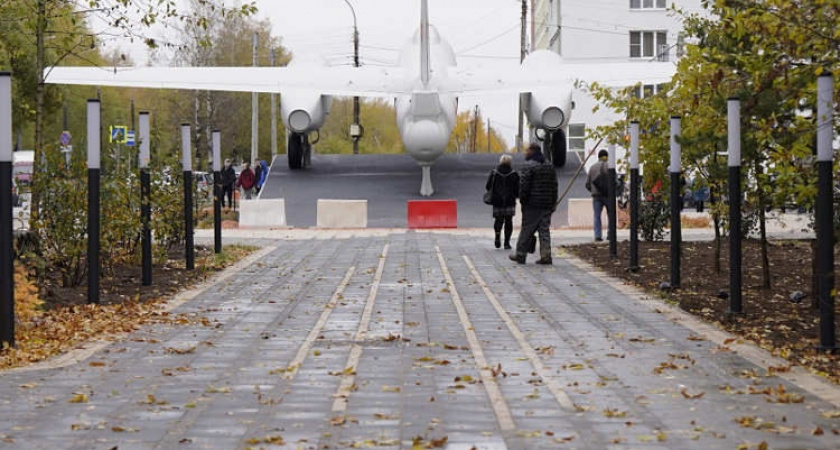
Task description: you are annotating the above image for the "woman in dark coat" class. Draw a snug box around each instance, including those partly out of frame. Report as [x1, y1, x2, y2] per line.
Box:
[486, 154, 520, 249]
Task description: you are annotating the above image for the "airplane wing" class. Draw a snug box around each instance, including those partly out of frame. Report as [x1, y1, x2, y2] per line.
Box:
[44, 65, 412, 98]
[442, 50, 676, 94]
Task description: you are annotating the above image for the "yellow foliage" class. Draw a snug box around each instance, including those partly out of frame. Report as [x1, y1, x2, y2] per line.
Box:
[14, 266, 43, 323]
[448, 110, 508, 154]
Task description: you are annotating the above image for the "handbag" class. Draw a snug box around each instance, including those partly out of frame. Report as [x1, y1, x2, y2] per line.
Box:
[483, 171, 496, 205]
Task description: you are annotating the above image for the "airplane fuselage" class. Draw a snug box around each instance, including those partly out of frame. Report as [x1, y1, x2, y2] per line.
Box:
[395, 26, 458, 171]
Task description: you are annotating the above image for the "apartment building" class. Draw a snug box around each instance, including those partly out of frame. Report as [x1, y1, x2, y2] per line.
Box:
[531, 0, 703, 157]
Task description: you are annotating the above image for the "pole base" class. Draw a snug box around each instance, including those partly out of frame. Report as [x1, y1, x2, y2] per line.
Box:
[626, 266, 639, 273]
[815, 346, 839, 354]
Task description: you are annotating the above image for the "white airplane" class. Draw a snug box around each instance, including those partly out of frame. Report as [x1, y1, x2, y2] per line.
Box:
[45, 0, 674, 196]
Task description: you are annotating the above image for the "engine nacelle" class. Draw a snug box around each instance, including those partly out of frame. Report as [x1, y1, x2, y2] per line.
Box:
[280, 91, 332, 133]
[523, 90, 572, 131]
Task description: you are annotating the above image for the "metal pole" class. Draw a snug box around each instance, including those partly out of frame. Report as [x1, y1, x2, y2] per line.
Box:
[517, 0, 527, 152]
[343, 0, 360, 155]
[815, 74, 835, 350]
[0, 72, 14, 347]
[487, 119, 491, 153]
[670, 116, 682, 289]
[251, 33, 258, 167]
[139, 112, 152, 286]
[181, 124, 195, 270]
[212, 130, 222, 254]
[629, 121, 640, 271]
[607, 142, 618, 258]
[87, 100, 101, 304]
[270, 49, 278, 162]
[727, 98, 742, 314]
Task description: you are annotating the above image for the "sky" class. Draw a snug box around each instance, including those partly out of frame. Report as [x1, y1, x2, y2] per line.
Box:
[113, 0, 526, 148]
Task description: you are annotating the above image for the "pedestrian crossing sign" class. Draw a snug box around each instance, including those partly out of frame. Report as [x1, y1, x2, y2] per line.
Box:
[110, 125, 127, 144]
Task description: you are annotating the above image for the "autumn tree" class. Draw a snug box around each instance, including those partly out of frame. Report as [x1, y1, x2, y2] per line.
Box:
[157, 1, 288, 168]
[583, 0, 839, 288]
[449, 109, 508, 154]
[316, 98, 403, 154]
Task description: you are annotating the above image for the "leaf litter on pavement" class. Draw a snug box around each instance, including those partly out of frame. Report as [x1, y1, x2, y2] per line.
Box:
[0, 245, 255, 371]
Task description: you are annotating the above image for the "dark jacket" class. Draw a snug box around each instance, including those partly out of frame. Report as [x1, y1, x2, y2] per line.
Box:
[519, 155, 558, 210]
[486, 164, 519, 208]
[221, 165, 236, 188]
[586, 159, 609, 198]
[253, 164, 263, 188]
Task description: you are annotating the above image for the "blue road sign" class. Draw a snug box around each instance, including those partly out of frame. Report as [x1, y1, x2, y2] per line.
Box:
[126, 130, 136, 147]
[110, 125, 127, 144]
[60, 131, 71, 146]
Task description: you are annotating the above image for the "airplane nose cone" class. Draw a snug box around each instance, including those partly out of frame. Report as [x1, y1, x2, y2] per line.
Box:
[402, 119, 447, 164]
[542, 107, 565, 130]
[289, 110, 311, 133]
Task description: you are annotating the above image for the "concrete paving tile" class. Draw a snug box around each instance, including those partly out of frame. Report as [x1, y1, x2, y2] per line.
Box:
[2, 233, 838, 449]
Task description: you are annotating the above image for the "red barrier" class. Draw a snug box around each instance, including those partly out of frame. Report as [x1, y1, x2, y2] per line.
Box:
[407, 200, 457, 229]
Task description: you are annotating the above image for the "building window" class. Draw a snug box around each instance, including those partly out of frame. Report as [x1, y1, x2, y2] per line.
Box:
[630, 31, 668, 60]
[630, 0, 666, 8]
[633, 83, 667, 99]
[568, 123, 586, 150]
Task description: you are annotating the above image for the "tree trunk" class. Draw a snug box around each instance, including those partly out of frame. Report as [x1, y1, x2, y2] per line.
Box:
[754, 159, 771, 289]
[33, 0, 47, 219]
[712, 194, 722, 274]
[811, 238, 820, 309]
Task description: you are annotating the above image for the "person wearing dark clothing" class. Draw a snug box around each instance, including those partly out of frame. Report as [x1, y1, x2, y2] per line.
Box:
[486, 154, 519, 249]
[585, 149, 609, 241]
[253, 161, 263, 194]
[510, 143, 558, 265]
[237, 162, 256, 200]
[221, 159, 237, 209]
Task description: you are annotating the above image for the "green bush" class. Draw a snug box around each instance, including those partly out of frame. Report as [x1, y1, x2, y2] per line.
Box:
[639, 200, 669, 241]
[32, 146, 186, 287]
[31, 148, 88, 287]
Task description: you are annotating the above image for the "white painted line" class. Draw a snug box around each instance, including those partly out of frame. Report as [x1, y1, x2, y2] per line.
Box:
[331, 244, 390, 413]
[564, 254, 840, 409]
[284, 265, 356, 379]
[463, 255, 576, 411]
[435, 246, 516, 432]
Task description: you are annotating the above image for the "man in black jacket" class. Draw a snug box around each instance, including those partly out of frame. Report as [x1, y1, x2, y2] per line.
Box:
[510, 143, 558, 265]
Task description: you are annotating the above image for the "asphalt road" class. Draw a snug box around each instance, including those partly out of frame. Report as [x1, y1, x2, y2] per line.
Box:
[259, 152, 591, 228]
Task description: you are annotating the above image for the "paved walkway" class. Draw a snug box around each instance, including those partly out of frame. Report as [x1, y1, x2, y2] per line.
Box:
[1, 230, 837, 450]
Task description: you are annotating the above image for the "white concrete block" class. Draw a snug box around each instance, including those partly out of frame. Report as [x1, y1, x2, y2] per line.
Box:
[317, 199, 367, 228]
[239, 199, 287, 228]
[567, 198, 605, 228]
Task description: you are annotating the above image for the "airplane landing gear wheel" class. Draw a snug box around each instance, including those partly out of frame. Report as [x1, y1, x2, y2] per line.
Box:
[545, 129, 567, 168]
[288, 132, 305, 169]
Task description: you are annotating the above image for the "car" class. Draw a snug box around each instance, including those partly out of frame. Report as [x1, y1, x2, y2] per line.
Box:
[193, 172, 214, 204]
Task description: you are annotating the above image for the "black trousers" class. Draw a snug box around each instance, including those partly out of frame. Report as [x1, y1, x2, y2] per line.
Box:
[222, 185, 234, 208]
[493, 215, 513, 244]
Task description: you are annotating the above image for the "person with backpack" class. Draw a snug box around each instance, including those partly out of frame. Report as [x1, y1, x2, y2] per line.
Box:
[485, 154, 519, 249]
[585, 149, 610, 242]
